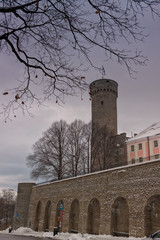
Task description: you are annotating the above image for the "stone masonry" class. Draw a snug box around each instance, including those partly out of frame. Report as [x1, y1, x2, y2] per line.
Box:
[13, 159, 160, 237]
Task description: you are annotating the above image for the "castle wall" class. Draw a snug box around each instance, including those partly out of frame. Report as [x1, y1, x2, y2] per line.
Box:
[14, 160, 160, 237]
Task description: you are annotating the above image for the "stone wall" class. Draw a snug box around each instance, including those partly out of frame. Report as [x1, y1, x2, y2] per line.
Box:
[14, 160, 160, 237]
[13, 182, 35, 230]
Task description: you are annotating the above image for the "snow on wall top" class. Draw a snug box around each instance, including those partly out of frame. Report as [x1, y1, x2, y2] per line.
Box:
[127, 121, 160, 143]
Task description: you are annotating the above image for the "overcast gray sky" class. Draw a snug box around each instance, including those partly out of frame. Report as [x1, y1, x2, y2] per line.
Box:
[0, 12, 160, 192]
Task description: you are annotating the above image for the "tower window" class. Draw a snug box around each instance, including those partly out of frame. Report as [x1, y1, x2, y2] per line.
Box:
[101, 101, 104, 105]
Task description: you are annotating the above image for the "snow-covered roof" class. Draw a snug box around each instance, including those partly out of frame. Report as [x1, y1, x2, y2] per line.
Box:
[127, 121, 160, 143]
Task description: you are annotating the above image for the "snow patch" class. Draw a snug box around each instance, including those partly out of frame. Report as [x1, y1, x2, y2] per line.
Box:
[0, 227, 143, 240]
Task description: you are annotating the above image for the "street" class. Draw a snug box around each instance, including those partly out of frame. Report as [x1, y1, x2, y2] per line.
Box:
[0, 234, 52, 240]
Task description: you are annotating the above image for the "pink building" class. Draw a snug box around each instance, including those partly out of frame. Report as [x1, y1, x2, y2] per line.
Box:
[126, 122, 160, 164]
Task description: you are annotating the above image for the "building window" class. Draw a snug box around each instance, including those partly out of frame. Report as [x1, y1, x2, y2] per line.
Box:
[155, 154, 159, 159]
[101, 101, 104, 105]
[139, 157, 143, 163]
[131, 145, 134, 152]
[154, 140, 158, 148]
[138, 143, 142, 150]
[131, 158, 135, 164]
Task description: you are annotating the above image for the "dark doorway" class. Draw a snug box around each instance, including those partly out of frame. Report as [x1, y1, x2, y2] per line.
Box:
[43, 200, 51, 231]
[69, 199, 79, 232]
[87, 198, 100, 234]
[111, 197, 129, 237]
[144, 195, 160, 237]
[34, 201, 41, 231]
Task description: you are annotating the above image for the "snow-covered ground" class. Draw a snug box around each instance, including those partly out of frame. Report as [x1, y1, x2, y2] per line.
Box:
[0, 227, 143, 240]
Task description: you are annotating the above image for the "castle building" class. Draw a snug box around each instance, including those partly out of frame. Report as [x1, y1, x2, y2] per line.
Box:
[13, 79, 160, 238]
[126, 122, 160, 164]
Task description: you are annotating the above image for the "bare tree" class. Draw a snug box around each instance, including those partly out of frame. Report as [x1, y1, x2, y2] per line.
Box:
[66, 119, 91, 177]
[0, 189, 15, 230]
[27, 120, 69, 180]
[1, 0, 160, 119]
[82, 121, 92, 174]
[91, 125, 117, 172]
[26, 119, 91, 181]
[91, 125, 128, 172]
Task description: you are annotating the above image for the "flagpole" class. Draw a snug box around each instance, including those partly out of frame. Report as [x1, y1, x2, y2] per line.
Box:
[102, 66, 106, 79]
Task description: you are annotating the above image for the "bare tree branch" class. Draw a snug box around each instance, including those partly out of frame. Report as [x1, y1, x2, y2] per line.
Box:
[26, 119, 91, 180]
[0, 0, 159, 119]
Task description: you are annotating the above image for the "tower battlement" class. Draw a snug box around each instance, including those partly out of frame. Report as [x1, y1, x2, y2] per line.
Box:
[90, 79, 118, 98]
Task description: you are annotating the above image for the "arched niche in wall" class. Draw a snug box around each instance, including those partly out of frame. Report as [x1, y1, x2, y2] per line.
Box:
[55, 200, 64, 231]
[34, 201, 41, 231]
[111, 197, 129, 237]
[87, 198, 100, 235]
[43, 200, 51, 231]
[69, 199, 80, 232]
[144, 194, 160, 237]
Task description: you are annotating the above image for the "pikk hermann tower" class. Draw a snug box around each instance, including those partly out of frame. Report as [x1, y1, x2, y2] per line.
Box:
[90, 79, 119, 172]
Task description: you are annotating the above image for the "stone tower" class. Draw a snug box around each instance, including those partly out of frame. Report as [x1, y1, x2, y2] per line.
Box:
[13, 182, 35, 230]
[90, 79, 118, 134]
[90, 79, 118, 171]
